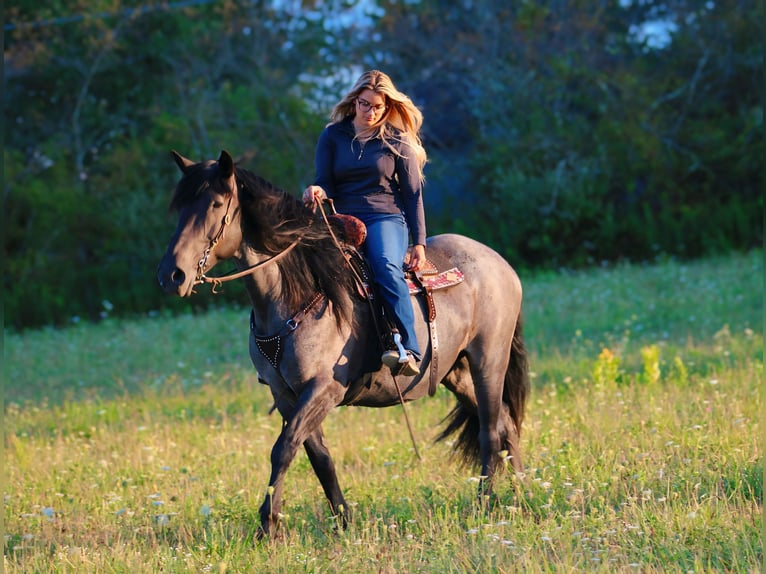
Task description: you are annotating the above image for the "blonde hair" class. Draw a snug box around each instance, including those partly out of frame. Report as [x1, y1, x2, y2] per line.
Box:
[330, 69, 427, 183]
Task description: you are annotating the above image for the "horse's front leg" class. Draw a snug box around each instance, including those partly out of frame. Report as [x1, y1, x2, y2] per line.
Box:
[304, 428, 349, 529]
[256, 381, 343, 539]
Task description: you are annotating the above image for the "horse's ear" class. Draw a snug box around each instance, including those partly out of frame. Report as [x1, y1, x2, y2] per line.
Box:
[218, 150, 235, 178]
[171, 150, 195, 174]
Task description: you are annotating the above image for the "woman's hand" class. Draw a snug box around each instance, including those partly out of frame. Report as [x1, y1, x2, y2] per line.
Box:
[407, 244, 426, 272]
[302, 185, 326, 206]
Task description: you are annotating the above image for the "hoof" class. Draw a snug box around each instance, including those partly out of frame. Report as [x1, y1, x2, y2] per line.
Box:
[254, 515, 281, 541]
[254, 524, 284, 543]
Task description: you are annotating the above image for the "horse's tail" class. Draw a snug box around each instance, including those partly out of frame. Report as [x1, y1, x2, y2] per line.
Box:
[436, 315, 529, 468]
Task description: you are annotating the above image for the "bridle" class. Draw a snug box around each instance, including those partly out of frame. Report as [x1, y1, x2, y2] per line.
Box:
[194, 193, 235, 285]
[193, 185, 302, 292]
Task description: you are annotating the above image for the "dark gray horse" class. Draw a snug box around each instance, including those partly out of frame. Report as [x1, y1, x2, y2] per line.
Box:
[157, 150, 529, 538]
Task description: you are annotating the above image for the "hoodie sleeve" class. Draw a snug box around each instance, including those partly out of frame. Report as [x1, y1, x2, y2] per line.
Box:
[395, 140, 427, 246]
[313, 127, 336, 197]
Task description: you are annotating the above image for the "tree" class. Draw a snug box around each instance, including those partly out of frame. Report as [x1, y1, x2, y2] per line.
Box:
[3, 0, 355, 328]
[374, 0, 762, 267]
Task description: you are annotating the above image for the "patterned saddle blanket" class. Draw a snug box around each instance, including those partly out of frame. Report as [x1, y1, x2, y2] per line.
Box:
[405, 261, 464, 294]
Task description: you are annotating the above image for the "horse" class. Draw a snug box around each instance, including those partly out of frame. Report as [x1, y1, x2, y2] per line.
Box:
[157, 150, 529, 538]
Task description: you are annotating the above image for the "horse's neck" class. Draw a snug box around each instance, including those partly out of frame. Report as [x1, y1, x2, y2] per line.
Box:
[233, 246, 290, 333]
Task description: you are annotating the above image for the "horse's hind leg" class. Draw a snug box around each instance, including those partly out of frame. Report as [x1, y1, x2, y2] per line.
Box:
[304, 428, 349, 529]
[500, 403, 523, 473]
[440, 355, 497, 493]
[471, 352, 513, 498]
[440, 351, 517, 501]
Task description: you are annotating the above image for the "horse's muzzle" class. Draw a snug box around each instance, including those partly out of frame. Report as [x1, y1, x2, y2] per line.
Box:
[157, 259, 189, 296]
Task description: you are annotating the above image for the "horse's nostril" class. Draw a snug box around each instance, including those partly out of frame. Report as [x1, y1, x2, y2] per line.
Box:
[171, 268, 185, 285]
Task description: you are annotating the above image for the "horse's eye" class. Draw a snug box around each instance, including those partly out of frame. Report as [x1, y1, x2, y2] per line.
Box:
[212, 201, 224, 209]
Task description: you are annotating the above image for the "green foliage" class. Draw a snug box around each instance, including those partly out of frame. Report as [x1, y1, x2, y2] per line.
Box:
[4, 1, 334, 329]
[380, 0, 762, 269]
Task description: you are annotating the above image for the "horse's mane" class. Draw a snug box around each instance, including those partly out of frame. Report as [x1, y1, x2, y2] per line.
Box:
[234, 167, 357, 327]
[168, 161, 357, 326]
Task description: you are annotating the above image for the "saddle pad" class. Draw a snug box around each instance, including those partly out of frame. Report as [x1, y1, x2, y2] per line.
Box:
[407, 267, 464, 294]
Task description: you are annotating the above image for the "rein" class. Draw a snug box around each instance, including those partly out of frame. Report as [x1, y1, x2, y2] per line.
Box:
[194, 192, 304, 292]
[197, 238, 302, 292]
[315, 199, 368, 290]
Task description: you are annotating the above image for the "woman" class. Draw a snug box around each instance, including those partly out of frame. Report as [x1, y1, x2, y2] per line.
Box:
[303, 69, 427, 377]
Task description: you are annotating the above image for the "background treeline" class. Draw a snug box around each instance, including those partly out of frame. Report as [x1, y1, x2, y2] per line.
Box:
[4, 0, 762, 330]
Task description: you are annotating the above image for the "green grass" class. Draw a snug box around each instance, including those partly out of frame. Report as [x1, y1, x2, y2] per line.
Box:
[4, 250, 763, 572]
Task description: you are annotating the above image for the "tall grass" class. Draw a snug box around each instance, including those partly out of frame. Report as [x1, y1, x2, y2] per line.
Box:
[4, 250, 763, 572]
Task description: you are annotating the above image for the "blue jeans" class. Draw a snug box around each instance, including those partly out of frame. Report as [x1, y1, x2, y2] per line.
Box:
[358, 212, 421, 359]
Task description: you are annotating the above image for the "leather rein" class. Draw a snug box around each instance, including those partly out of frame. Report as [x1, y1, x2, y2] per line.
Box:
[194, 193, 302, 292]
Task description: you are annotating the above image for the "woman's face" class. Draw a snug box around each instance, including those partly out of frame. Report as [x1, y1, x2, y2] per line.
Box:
[354, 89, 387, 128]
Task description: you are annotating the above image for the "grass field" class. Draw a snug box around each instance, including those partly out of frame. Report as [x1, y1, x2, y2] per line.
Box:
[4, 250, 763, 573]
